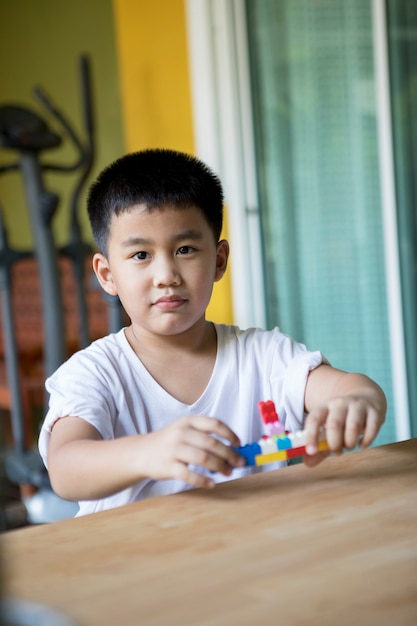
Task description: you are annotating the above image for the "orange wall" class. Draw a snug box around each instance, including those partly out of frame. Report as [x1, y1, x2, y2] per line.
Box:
[112, 0, 234, 323]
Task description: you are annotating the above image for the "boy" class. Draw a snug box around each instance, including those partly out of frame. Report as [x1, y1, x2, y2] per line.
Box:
[39, 149, 386, 516]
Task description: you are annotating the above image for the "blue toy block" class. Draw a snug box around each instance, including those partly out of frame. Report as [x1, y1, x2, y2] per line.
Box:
[276, 435, 292, 450]
[233, 442, 262, 466]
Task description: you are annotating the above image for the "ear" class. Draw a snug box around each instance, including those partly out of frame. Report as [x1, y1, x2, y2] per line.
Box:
[214, 239, 229, 282]
[92, 252, 118, 296]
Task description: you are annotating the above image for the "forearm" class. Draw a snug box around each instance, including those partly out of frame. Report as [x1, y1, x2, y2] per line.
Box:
[329, 371, 387, 413]
[305, 366, 386, 416]
[47, 413, 243, 501]
[48, 434, 152, 502]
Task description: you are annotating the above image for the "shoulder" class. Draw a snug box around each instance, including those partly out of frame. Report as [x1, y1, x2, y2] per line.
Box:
[47, 328, 134, 383]
[214, 323, 325, 368]
[215, 322, 276, 339]
[215, 323, 288, 350]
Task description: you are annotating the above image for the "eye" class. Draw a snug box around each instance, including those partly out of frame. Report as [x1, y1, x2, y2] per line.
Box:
[133, 251, 150, 261]
[177, 246, 195, 255]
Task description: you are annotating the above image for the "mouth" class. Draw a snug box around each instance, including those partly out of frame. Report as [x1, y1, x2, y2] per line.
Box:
[153, 295, 187, 310]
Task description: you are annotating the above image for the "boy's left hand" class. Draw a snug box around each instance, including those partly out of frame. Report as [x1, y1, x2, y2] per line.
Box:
[302, 366, 387, 468]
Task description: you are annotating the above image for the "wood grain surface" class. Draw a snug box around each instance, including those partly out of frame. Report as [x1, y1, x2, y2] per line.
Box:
[1, 439, 417, 626]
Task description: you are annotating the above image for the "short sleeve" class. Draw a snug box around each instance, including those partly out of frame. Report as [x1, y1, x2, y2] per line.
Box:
[268, 330, 329, 432]
[38, 354, 117, 468]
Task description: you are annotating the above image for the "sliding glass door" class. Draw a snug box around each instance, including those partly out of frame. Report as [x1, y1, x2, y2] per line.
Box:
[386, 0, 417, 438]
[245, 0, 405, 445]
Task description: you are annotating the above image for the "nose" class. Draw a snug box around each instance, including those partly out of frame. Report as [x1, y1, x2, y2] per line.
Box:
[152, 254, 181, 287]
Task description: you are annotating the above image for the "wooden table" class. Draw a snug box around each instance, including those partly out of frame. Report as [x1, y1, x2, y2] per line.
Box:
[1, 439, 417, 626]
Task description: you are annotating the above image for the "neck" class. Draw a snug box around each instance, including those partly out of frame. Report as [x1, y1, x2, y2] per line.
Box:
[126, 319, 216, 358]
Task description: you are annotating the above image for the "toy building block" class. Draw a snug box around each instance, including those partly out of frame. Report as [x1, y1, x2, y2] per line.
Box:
[258, 400, 285, 436]
[258, 400, 278, 424]
[235, 429, 329, 467]
[236, 442, 262, 466]
[233, 400, 329, 467]
[276, 435, 292, 450]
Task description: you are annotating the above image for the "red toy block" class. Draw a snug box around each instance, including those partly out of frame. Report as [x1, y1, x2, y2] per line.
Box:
[286, 445, 307, 459]
[258, 400, 278, 424]
[258, 400, 285, 436]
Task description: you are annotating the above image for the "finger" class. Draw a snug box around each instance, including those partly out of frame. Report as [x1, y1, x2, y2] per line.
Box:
[304, 406, 328, 454]
[343, 401, 367, 449]
[171, 461, 216, 489]
[360, 406, 383, 448]
[175, 441, 240, 476]
[187, 415, 241, 448]
[322, 399, 350, 453]
[180, 428, 245, 468]
[302, 450, 330, 468]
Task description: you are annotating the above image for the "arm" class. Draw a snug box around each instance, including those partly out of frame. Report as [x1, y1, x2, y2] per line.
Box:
[303, 364, 387, 467]
[47, 415, 245, 501]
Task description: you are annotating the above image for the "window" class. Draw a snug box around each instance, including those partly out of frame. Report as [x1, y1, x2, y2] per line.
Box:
[186, 0, 414, 443]
[246, 0, 396, 445]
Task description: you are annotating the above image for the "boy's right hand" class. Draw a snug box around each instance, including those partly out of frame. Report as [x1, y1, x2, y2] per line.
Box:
[142, 415, 245, 488]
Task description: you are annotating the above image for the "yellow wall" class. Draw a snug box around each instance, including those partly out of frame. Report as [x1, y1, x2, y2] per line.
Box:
[0, 0, 233, 323]
[113, 0, 194, 154]
[113, 0, 234, 323]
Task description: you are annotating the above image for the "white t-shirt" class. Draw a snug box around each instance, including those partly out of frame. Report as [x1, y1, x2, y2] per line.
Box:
[39, 324, 326, 516]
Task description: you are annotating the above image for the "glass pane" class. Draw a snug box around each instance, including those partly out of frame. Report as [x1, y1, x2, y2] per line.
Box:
[386, 0, 417, 438]
[246, 0, 396, 445]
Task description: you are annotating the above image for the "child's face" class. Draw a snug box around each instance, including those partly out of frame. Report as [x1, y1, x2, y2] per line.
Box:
[93, 204, 229, 339]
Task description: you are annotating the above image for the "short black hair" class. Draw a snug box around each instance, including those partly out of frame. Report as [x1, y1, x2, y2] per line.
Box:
[87, 148, 224, 254]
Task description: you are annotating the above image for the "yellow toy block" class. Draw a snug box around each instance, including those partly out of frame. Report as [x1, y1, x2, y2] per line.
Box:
[254, 449, 289, 466]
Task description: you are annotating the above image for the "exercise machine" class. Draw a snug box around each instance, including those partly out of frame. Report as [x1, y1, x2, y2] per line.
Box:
[0, 56, 98, 522]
